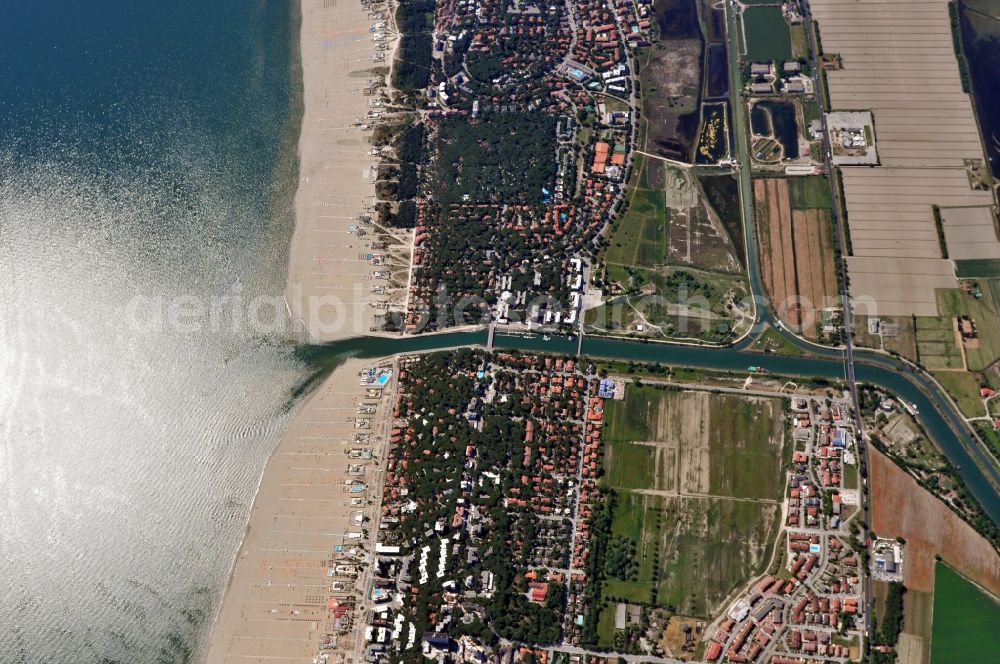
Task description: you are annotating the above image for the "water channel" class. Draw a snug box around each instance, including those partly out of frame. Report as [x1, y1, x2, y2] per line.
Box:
[305, 329, 1000, 524]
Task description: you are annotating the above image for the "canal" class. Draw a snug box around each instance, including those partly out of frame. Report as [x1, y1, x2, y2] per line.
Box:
[304, 329, 1000, 524]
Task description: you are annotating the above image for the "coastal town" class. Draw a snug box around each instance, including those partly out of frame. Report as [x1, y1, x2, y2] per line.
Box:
[7, 0, 1000, 661]
[211, 350, 943, 664]
[206, 1, 1000, 664]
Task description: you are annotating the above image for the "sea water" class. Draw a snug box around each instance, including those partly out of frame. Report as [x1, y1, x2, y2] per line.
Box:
[0, 1, 306, 661]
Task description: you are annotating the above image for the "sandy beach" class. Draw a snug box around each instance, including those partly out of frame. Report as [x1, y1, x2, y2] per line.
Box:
[286, 0, 401, 342]
[204, 358, 395, 664]
[206, 1, 406, 659]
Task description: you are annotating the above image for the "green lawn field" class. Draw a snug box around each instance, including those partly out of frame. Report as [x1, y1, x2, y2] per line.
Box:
[930, 562, 1000, 663]
[600, 386, 786, 617]
[788, 175, 833, 209]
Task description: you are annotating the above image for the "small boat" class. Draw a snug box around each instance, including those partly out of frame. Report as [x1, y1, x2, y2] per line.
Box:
[542, 335, 551, 341]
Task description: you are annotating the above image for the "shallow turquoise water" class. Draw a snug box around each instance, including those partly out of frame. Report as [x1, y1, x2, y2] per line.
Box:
[0, 1, 306, 661]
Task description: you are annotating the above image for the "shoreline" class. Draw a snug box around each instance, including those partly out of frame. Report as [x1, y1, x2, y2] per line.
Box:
[284, 0, 405, 343]
[204, 357, 396, 664]
[206, 0, 403, 661]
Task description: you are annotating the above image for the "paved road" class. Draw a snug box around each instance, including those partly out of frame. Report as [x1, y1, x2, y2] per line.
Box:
[721, 0, 861, 650]
[794, 0, 875, 648]
[550, 644, 688, 664]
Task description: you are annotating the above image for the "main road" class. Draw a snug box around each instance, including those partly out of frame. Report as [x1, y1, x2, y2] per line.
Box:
[722, 0, 873, 646]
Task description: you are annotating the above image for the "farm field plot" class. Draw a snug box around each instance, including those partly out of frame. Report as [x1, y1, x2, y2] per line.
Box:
[929, 563, 1000, 663]
[956, 259, 1000, 279]
[753, 178, 838, 338]
[602, 386, 787, 500]
[897, 588, 933, 664]
[936, 288, 1000, 371]
[599, 386, 786, 617]
[742, 6, 792, 61]
[931, 370, 983, 418]
[869, 449, 1000, 595]
[603, 440, 656, 490]
[939, 206, 1000, 260]
[914, 316, 964, 370]
[810, 0, 998, 316]
[604, 490, 781, 617]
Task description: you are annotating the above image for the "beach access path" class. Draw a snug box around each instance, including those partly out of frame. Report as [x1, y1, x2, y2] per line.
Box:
[286, 0, 387, 341]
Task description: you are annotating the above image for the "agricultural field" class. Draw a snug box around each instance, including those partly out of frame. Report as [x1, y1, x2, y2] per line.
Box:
[742, 6, 792, 61]
[788, 176, 832, 210]
[939, 288, 1000, 370]
[810, 0, 994, 316]
[598, 386, 786, 618]
[896, 588, 933, 664]
[929, 563, 1000, 663]
[916, 288, 1000, 371]
[914, 316, 965, 370]
[869, 449, 1000, 596]
[957, 259, 1000, 278]
[753, 178, 838, 338]
[938, 206, 1000, 261]
[603, 387, 788, 500]
[931, 370, 983, 418]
